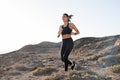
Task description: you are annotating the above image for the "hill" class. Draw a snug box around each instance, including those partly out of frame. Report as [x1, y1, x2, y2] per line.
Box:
[0, 35, 120, 80]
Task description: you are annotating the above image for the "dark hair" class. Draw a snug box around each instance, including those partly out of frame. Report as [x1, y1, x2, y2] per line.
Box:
[63, 13, 73, 22]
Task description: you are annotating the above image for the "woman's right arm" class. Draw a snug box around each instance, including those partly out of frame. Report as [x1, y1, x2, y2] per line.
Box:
[57, 26, 63, 38]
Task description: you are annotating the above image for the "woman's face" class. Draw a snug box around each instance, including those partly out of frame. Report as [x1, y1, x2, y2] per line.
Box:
[62, 15, 69, 22]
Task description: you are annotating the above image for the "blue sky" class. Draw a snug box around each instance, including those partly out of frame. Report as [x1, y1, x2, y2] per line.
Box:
[0, 0, 120, 53]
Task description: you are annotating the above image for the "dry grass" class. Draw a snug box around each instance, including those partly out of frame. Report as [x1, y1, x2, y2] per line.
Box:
[98, 56, 104, 62]
[32, 67, 57, 76]
[109, 64, 120, 73]
[64, 70, 97, 80]
[85, 54, 102, 61]
[38, 70, 65, 80]
[68, 71, 98, 80]
[98, 55, 120, 67]
[38, 70, 98, 80]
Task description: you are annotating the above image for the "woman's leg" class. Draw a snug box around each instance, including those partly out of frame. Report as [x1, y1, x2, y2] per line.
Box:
[61, 45, 65, 62]
[61, 38, 74, 71]
[64, 38, 74, 71]
[64, 49, 72, 71]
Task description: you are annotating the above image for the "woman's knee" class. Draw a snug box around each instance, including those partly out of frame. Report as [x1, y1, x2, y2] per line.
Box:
[61, 57, 64, 62]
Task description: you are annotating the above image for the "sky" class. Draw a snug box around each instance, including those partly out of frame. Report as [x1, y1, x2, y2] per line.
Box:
[0, 0, 120, 54]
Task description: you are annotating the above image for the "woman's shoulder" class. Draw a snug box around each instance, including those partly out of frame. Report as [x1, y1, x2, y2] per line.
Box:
[69, 23, 75, 26]
[59, 25, 63, 28]
[69, 22, 74, 25]
[69, 23, 75, 28]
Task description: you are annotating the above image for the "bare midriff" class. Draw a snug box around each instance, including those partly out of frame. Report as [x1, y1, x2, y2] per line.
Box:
[62, 34, 71, 39]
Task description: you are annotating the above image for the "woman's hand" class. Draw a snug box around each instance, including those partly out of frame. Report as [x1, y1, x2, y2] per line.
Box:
[71, 32, 79, 35]
[57, 26, 63, 38]
[57, 34, 60, 38]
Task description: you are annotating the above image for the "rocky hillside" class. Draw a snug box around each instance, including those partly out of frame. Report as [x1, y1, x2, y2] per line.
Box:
[0, 35, 120, 80]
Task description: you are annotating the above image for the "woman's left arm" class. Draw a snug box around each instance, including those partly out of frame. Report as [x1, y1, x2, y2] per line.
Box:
[70, 23, 80, 35]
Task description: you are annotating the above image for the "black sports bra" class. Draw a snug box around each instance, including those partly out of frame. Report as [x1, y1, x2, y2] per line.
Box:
[62, 23, 72, 35]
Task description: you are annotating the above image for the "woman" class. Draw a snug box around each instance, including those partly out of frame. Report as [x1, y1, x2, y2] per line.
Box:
[57, 13, 80, 71]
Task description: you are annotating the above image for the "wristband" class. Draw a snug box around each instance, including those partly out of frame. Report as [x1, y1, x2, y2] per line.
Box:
[74, 33, 77, 35]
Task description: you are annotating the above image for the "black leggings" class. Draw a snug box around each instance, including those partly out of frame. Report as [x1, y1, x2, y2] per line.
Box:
[61, 38, 74, 71]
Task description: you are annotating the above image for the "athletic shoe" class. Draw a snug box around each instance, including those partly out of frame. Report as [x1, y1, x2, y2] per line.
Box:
[71, 61, 75, 70]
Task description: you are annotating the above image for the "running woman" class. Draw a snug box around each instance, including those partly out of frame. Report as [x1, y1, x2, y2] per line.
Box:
[57, 13, 80, 71]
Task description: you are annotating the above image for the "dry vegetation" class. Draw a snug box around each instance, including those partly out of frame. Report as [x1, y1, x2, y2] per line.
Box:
[32, 67, 58, 76]
[109, 64, 120, 73]
[0, 35, 120, 80]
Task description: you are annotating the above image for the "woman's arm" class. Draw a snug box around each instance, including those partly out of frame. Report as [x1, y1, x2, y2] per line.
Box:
[70, 23, 80, 35]
[57, 25, 63, 38]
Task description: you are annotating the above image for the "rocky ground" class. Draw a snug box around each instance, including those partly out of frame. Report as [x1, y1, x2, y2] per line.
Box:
[0, 35, 120, 80]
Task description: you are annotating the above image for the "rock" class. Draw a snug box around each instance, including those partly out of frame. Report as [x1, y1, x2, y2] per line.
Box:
[115, 39, 120, 46]
[15, 66, 31, 71]
[9, 72, 21, 76]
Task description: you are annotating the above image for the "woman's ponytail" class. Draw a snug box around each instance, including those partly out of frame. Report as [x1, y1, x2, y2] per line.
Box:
[68, 15, 73, 22]
[63, 13, 74, 22]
